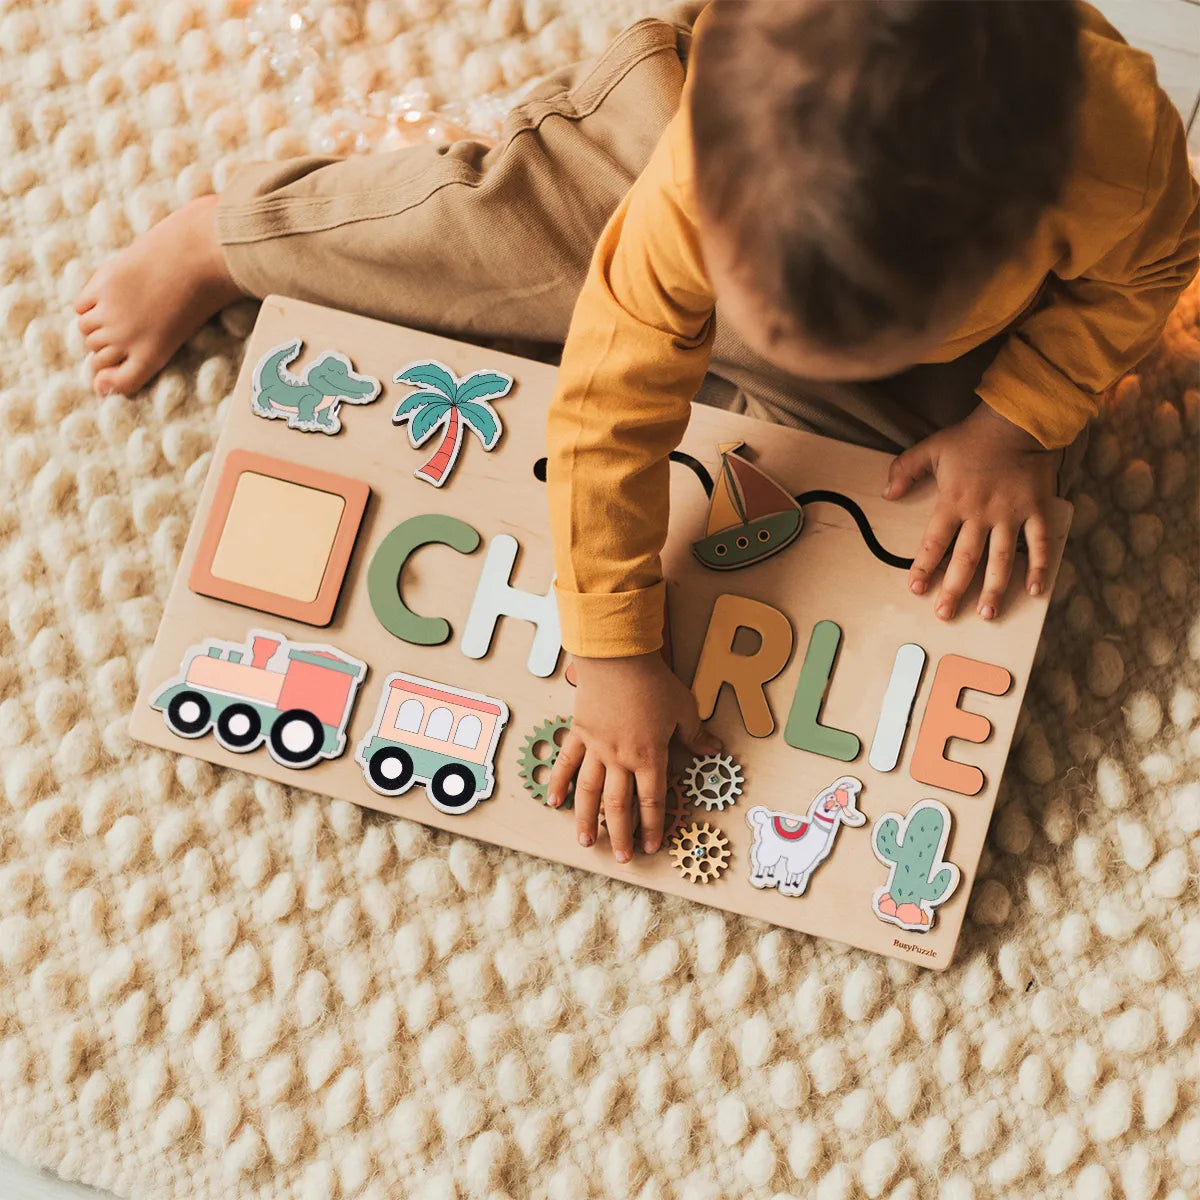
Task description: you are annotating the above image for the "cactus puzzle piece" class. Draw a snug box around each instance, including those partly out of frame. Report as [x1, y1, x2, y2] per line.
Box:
[870, 799, 960, 932]
[251, 339, 381, 434]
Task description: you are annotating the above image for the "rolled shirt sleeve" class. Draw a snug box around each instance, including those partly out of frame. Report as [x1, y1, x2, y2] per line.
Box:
[546, 104, 716, 658]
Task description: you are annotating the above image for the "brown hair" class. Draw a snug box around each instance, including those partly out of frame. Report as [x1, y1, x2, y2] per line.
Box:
[689, 0, 1084, 349]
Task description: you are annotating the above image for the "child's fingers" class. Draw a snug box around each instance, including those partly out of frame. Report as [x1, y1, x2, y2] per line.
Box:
[546, 730, 584, 808]
[1024, 514, 1051, 596]
[978, 524, 1017, 619]
[601, 767, 636, 864]
[935, 520, 987, 619]
[908, 508, 958, 596]
[676, 712, 721, 757]
[574, 753, 605, 848]
[634, 762, 668, 855]
[883, 442, 933, 500]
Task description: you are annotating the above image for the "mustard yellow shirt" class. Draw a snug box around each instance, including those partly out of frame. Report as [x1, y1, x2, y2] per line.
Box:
[547, 4, 1200, 659]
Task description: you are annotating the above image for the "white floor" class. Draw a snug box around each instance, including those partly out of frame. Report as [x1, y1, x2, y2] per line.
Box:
[2, 3, 1196, 1200]
[1090, 0, 1200, 151]
[0, 1155, 113, 1200]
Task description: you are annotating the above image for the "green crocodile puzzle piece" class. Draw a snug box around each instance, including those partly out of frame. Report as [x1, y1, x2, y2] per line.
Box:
[251, 339, 380, 435]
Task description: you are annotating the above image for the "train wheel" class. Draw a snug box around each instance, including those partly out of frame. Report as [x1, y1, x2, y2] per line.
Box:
[429, 764, 478, 813]
[268, 709, 325, 768]
[165, 690, 211, 738]
[367, 746, 414, 795]
[215, 703, 263, 752]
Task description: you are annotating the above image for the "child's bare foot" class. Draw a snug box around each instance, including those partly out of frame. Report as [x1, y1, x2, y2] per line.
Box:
[74, 195, 245, 397]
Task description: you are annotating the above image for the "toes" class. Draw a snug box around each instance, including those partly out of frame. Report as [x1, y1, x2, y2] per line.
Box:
[74, 286, 98, 315]
[96, 356, 149, 398]
[90, 345, 125, 371]
[77, 310, 103, 336]
[85, 329, 109, 351]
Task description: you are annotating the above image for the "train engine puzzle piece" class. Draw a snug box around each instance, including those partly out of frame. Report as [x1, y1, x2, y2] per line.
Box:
[746, 776, 864, 897]
[151, 630, 365, 769]
[128, 295, 1072, 970]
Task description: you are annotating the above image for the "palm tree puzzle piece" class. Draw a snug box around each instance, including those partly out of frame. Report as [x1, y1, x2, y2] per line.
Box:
[392, 359, 515, 487]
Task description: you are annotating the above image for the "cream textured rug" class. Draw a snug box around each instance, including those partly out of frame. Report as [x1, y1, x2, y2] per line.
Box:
[1, 2, 1198, 1198]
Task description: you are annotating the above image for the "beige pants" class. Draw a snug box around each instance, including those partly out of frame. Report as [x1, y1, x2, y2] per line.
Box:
[215, 8, 1083, 488]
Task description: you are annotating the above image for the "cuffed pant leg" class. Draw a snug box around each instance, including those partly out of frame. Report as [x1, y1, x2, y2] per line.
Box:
[215, 15, 694, 344]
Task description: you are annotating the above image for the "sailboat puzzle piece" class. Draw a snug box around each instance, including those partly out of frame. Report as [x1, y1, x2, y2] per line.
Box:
[393, 359, 514, 487]
[871, 799, 960, 932]
[692, 442, 804, 570]
[746, 776, 864, 896]
[150, 629, 366, 769]
[251, 340, 381, 434]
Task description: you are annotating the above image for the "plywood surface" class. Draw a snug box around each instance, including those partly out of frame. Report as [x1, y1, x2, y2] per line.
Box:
[130, 296, 1071, 970]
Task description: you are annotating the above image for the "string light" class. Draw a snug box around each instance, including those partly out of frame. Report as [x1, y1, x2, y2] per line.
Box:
[243, 0, 530, 154]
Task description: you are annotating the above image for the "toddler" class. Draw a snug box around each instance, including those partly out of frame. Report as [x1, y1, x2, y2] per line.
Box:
[75, 2, 1198, 865]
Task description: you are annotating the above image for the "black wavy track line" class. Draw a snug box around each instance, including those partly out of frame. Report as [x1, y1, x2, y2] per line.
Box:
[532, 454, 913, 570]
[792, 490, 913, 570]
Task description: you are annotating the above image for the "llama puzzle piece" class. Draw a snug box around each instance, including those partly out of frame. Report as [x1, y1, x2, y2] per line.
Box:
[356, 672, 509, 816]
[251, 339, 381, 434]
[151, 629, 365, 769]
[189, 450, 369, 626]
[871, 799, 961, 932]
[746, 776, 864, 896]
[392, 359, 514, 487]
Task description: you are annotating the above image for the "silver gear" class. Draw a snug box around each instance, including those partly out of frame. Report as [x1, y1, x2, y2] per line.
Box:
[683, 752, 744, 810]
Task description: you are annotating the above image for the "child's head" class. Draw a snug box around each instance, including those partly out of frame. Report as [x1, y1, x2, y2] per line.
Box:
[689, 0, 1084, 381]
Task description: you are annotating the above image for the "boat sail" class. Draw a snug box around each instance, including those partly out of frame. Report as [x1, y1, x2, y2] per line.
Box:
[691, 442, 804, 570]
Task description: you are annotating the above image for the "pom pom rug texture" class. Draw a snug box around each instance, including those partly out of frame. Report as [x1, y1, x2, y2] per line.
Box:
[0, 1, 1197, 1197]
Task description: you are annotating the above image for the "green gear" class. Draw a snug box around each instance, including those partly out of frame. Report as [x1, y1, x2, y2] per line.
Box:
[519, 716, 574, 806]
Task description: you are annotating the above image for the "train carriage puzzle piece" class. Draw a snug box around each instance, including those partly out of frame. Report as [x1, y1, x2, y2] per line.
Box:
[189, 450, 369, 626]
[871, 799, 961, 932]
[251, 339, 381, 434]
[129, 295, 1073, 970]
[746, 776, 864, 897]
[392, 359, 514, 487]
[151, 630, 365, 769]
[356, 673, 509, 816]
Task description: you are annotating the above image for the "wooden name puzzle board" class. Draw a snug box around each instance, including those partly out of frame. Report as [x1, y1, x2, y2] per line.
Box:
[130, 296, 1072, 970]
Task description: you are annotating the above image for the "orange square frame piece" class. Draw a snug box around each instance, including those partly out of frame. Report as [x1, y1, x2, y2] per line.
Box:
[189, 450, 370, 627]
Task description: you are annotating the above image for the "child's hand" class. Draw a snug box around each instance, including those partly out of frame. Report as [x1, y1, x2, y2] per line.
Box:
[547, 653, 720, 863]
[883, 402, 1058, 620]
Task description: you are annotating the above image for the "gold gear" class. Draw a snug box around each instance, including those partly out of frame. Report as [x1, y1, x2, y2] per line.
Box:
[669, 821, 731, 883]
